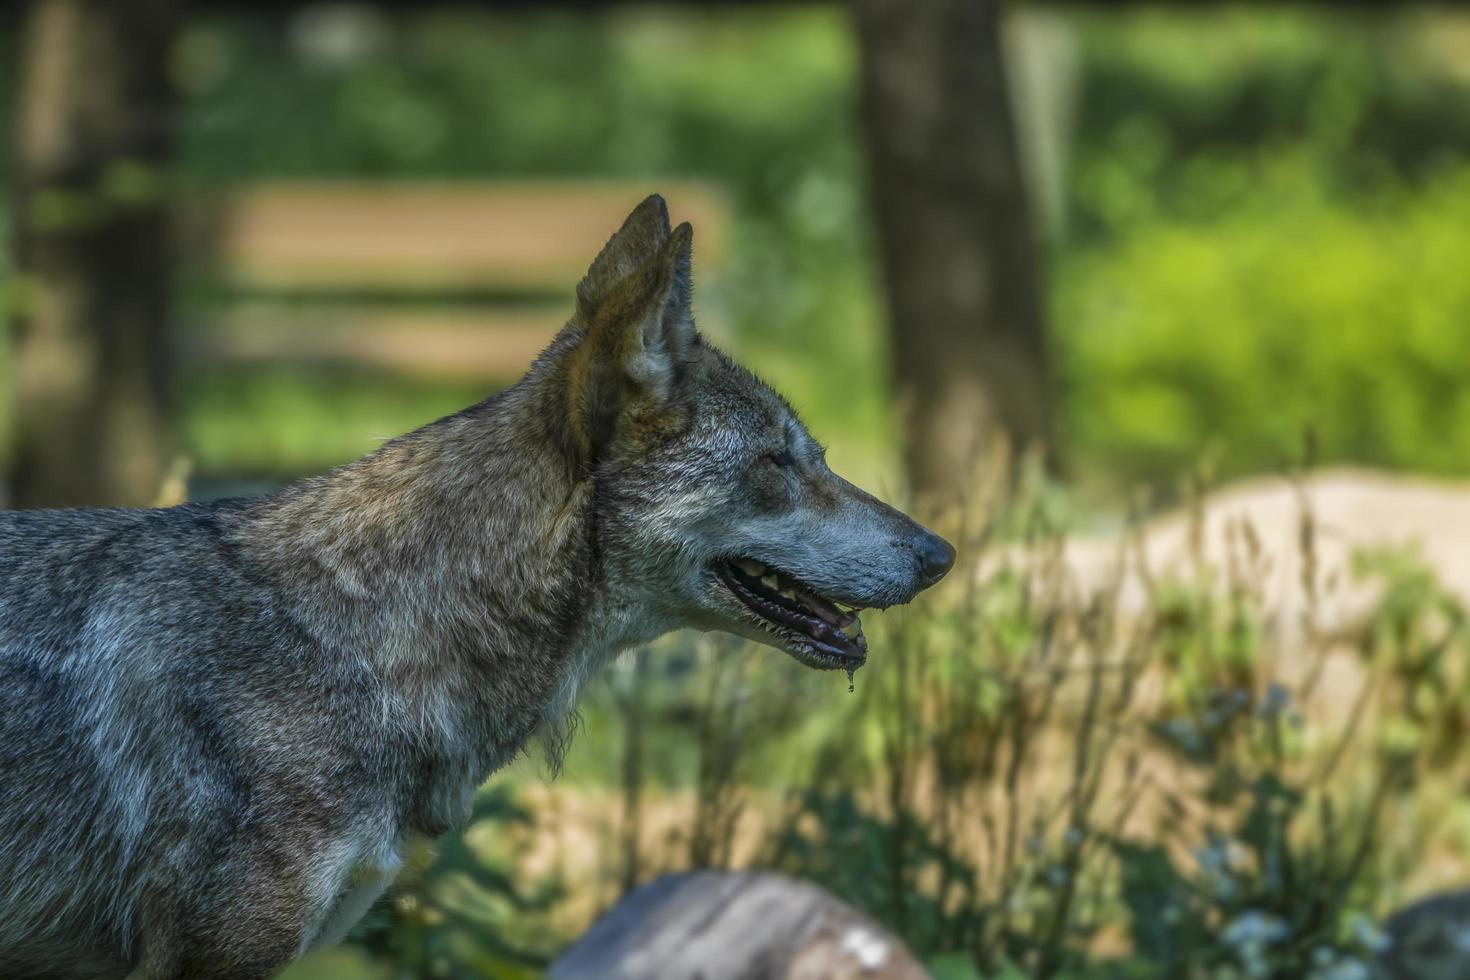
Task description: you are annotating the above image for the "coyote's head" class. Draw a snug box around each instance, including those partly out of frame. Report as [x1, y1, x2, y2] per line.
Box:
[560, 196, 954, 671]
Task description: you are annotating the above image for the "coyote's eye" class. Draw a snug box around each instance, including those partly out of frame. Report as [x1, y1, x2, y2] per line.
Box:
[765, 449, 795, 469]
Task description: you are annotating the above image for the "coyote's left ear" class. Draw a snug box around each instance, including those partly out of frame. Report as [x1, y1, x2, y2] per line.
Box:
[567, 222, 696, 459]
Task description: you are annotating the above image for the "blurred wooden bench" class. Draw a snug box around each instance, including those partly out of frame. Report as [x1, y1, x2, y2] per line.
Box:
[184, 180, 728, 380]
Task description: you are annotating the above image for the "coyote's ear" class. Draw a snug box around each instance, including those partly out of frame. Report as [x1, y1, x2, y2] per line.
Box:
[576, 194, 671, 318]
[620, 221, 695, 396]
[566, 221, 696, 461]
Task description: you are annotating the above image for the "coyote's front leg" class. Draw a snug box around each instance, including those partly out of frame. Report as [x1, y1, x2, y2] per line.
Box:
[128, 859, 315, 980]
[305, 866, 394, 953]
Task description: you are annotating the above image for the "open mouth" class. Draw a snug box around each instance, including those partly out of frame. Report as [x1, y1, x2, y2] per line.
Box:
[715, 558, 867, 668]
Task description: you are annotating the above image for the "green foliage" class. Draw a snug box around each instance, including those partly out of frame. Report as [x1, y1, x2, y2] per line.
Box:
[1057, 166, 1470, 488]
[161, 5, 1470, 493]
[180, 366, 492, 477]
[8, 7, 1470, 489]
[1353, 546, 1470, 767]
[329, 786, 559, 980]
[1056, 8, 1470, 490]
[1112, 751, 1387, 978]
[172, 6, 889, 477]
[764, 789, 985, 959]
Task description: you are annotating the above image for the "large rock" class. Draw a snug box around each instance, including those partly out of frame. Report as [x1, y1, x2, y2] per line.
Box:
[548, 871, 928, 980]
[1379, 889, 1470, 980]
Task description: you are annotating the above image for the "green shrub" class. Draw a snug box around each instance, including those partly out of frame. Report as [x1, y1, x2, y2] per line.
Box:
[1057, 165, 1470, 489]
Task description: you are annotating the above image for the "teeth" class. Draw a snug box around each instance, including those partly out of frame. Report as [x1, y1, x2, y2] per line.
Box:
[780, 588, 798, 600]
[736, 559, 765, 577]
[761, 574, 780, 589]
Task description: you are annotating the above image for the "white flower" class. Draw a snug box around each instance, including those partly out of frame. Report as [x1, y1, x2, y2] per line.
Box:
[1350, 914, 1391, 954]
[1313, 958, 1371, 980]
[1259, 682, 1292, 720]
[1222, 910, 1289, 949]
[1164, 717, 1205, 753]
[1195, 840, 1227, 874]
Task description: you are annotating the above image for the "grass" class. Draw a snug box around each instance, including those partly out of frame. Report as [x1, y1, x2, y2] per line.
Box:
[270, 457, 1470, 979]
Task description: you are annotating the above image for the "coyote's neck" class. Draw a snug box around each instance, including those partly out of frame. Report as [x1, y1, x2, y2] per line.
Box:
[233, 359, 623, 830]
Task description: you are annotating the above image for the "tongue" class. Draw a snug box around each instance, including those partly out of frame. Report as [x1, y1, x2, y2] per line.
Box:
[797, 591, 842, 625]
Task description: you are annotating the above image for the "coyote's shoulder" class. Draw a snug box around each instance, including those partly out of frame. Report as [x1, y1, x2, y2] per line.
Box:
[0, 389, 611, 976]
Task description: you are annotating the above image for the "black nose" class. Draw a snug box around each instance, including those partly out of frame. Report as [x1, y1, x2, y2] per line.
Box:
[915, 531, 956, 588]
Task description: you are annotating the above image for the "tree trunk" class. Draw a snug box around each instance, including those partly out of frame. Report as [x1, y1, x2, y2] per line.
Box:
[853, 0, 1050, 504]
[8, 0, 178, 509]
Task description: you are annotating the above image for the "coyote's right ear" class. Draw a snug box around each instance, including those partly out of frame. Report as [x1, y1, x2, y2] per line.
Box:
[576, 195, 672, 318]
[565, 206, 695, 466]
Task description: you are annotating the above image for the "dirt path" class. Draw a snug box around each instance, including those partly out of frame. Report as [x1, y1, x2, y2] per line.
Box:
[1052, 467, 1470, 637]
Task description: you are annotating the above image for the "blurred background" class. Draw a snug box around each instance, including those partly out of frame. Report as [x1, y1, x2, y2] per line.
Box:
[7, 1, 1470, 977]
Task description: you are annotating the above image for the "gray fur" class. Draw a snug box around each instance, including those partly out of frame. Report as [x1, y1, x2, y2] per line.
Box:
[0, 195, 952, 979]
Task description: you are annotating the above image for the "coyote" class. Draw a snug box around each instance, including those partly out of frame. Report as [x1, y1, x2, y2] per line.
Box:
[0, 196, 954, 979]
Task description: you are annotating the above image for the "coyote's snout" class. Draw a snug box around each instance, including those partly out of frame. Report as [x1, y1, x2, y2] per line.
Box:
[0, 195, 951, 979]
